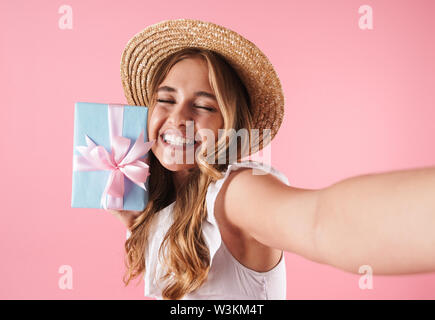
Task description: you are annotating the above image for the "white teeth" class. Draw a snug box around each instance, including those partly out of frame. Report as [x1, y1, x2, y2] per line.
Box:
[163, 134, 195, 146]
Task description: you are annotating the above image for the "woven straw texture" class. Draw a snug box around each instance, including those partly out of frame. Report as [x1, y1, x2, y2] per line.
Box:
[120, 19, 284, 153]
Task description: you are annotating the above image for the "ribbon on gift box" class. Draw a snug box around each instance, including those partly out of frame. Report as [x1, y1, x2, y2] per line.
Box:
[73, 104, 154, 210]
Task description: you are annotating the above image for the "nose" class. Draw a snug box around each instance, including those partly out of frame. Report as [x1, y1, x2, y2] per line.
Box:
[167, 101, 193, 127]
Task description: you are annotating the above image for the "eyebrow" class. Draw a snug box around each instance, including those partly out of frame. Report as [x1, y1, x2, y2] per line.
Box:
[157, 86, 217, 101]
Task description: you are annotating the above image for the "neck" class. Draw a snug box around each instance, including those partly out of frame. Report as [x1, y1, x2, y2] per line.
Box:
[172, 169, 191, 191]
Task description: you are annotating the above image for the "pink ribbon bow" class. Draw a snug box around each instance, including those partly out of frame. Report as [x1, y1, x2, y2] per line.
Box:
[73, 104, 154, 210]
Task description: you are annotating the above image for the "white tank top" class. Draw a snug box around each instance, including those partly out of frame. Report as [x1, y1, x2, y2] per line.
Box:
[126, 160, 290, 300]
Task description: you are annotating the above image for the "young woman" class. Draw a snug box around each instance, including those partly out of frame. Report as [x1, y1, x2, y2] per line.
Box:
[109, 19, 435, 300]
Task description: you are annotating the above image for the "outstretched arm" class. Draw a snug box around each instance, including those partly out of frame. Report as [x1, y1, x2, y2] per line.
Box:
[315, 166, 435, 275]
[223, 166, 435, 275]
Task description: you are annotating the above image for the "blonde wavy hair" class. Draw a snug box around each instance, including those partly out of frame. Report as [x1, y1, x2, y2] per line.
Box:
[123, 48, 257, 299]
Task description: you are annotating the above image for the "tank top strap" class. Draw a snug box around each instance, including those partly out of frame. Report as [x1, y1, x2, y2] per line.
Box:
[203, 160, 290, 267]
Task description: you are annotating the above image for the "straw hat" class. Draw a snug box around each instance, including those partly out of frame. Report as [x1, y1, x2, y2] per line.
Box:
[120, 19, 284, 154]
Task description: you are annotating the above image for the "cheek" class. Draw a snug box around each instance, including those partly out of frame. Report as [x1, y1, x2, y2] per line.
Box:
[197, 116, 224, 142]
[211, 115, 224, 137]
[148, 110, 164, 140]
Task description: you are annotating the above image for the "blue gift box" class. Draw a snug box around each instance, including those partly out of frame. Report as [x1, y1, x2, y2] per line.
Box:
[71, 102, 150, 211]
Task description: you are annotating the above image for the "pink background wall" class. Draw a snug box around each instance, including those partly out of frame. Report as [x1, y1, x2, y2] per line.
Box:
[1, 0, 435, 299]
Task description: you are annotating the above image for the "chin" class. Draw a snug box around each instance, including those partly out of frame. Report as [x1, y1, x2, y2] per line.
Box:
[160, 162, 196, 172]
[151, 147, 196, 172]
[151, 134, 202, 172]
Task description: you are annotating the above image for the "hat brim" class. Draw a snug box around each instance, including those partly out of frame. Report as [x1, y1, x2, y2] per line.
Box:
[120, 19, 284, 154]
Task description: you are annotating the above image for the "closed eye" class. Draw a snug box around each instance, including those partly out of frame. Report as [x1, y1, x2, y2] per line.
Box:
[157, 99, 215, 112]
[157, 99, 174, 104]
[195, 106, 215, 111]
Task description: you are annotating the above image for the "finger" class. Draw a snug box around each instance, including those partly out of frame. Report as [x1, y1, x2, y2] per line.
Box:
[107, 209, 123, 215]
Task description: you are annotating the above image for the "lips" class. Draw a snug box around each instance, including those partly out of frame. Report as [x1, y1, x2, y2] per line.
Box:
[159, 133, 200, 150]
[159, 126, 202, 146]
[160, 128, 189, 138]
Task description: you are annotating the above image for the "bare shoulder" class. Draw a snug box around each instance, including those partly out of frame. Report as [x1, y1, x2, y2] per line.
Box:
[223, 165, 287, 194]
[214, 165, 321, 260]
[215, 168, 288, 238]
[213, 167, 287, 271]
[221, 165, 289, 205]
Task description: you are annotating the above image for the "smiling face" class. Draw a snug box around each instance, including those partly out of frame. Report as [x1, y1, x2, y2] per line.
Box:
[147, 56, 224, 174]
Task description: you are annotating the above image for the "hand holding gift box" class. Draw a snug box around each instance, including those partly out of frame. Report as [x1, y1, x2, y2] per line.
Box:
[71, 102, 154, 211]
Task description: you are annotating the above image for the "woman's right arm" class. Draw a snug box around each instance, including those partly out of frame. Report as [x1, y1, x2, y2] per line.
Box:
[107, 209, 142, 231]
